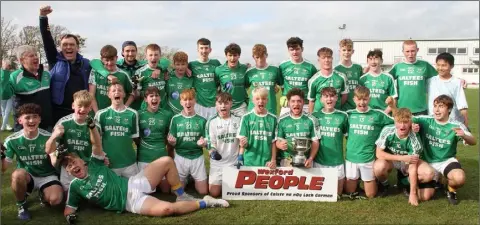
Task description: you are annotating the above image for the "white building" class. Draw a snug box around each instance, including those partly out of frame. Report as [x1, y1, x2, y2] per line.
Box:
[351, 38, 479, 86]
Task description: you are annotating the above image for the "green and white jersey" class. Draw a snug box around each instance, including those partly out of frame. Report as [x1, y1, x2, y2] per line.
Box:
[307, 70, 348, 112]
[246, 65, 282, 114]
[55, 114, 101, 161]
[215, 62, 248, 109]
[359, 72, 397, 110]
[189, 59, 222, 107]
[413, 116, 471, 163]
[237, 111, 278, 166]
[88, 67, 133, 111]
[335, 63, 364, 111]
[4, 129, 56, 177]
[138, 109, 173, 163]
[95, 106, 139, 169]
[135, 64, 167, 110]
[169, 113, 206, 160]
[312, 109, 348, 166]
[375, 125, 423, 156]
[276, 112, 320, 159]
[389, 60, 437, 113]
[279, 59, 318, 100]
[206, 114, 241, 167]
[66, 154, 128, 213]
[346, 108, 394, 163]
[166, 72, 194, 114]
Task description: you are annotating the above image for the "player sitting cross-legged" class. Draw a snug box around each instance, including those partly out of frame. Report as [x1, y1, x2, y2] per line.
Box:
[62, 117, 229, 224]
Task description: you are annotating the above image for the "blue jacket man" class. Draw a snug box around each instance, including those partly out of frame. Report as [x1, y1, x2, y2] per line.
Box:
[39, 6, 91, 124]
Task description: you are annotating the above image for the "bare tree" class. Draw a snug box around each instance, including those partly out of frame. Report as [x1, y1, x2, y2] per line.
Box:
[161, 46, 178, 61]
[16, 24, 87, 63]
[1, 17, 18, 62]
[136, 45, 146, 61]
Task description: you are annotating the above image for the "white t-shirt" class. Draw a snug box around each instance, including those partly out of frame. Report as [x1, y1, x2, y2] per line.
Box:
[206, 114, 241, 167]
[427, 76, 468, 123]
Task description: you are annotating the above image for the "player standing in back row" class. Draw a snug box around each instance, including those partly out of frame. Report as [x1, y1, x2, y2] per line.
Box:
[215, 43, 249, 117]
[388, 40, 437, 115]
[334, 39, 364, 111]
[189, 38, 222, 120]
[279, 37, 318, 115]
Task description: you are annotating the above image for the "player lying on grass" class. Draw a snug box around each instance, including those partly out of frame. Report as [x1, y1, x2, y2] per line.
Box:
[344, 86, 394, 199]
[137, 86, 173, 193]
[62, 117, 229, 224]
[167, 89, 208, 195]
[205, 92, 241, 197]
[276, 88, 319, 167]
[312, 87, 348, 196]
[236, 86, 277, 169]
[4, 103, 63, 220]
[374, 101, 436, 206]
[410, 95, 476, 205]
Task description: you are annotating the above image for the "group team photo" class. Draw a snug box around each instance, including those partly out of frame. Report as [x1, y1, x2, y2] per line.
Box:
[0, 2, 479, 225]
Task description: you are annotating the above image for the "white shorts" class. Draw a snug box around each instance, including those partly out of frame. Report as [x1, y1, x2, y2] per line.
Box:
[280, 104, 309, 116]
[231, 102, 247, 117]
[138, 162, 166, 181]
[345, 160, 375, 181]
[174, 152, 207, 183]
[429, 157, 459, 181]
[208, 166, 223, 185]
[314, 162, 345, 180]
[60, 166, 75, 190]
[112, 163, 139, 178]
[392, 160, 408, 176]
[194, 103, 217, 120]
[125, 170, 155, 214]
[27, 174, 60, 195]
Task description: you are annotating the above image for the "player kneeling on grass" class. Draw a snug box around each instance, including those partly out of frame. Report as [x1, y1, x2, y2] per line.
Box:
[374, 105, 435, 206]
[205, 92, 241, 197]
[137, 86, 173, 193]
[45, 90, 104, 192]
[276, 88, 319, 168]
[4, 103, 63, 220]
[167, 89, 209, 195]
[412, 95, 476, 205]
[236, 86, 277, 169]
[62, 119, 228, 225]
[312, 87, 349, 196]
[344, 86, 394, 199]
[95, 83, 140, 178]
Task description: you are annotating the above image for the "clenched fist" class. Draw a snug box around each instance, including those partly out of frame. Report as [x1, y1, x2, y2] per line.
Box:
[40, 5, 53, 16]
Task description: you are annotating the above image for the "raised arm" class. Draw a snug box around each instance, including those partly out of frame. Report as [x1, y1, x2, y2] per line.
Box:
[39, 6, 58, 67]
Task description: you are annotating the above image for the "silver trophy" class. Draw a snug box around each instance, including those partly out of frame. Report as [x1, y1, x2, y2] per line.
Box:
[291, 137, 312, 167]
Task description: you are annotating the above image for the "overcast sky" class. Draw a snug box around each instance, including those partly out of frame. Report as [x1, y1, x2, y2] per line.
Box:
[1, 1, 479, 66]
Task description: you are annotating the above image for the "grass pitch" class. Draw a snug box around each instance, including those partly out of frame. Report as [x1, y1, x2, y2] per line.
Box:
[0, 89, 478, 224]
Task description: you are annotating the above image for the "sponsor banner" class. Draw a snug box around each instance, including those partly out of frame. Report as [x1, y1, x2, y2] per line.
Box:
[222, 166, 338, 202]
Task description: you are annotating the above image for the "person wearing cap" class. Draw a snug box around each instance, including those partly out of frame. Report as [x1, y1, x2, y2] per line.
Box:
[39, 6, 92, 124]
[89, 41, 171, 110]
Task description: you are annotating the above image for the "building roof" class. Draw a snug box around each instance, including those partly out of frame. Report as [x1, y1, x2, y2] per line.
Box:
[353, 38, 479, 42]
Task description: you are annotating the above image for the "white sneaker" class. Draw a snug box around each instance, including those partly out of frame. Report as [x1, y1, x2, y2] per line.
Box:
[5, 125, 13, 131]
[176, 193, 198, 202]
[203, 195, 230, 208]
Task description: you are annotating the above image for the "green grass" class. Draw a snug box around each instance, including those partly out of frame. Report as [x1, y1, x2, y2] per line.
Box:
[1, 89, 478, 224]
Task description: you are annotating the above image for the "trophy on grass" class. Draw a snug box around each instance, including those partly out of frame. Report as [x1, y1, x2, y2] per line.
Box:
[291, 137, 312, 167]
